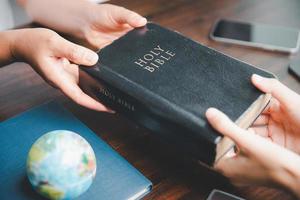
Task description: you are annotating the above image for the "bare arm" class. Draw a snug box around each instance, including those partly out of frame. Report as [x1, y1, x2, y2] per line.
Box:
[0, 28, 111, 112]
[0, 30, 18, 66]
[17, 0, 147, 49]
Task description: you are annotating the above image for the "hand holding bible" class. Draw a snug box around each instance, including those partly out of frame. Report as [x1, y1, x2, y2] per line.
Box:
[250, 74, 300, 154]
[78, 3, 147, 48]
[206, 75, 300, 197]
[20, 0, 147, 49]
[11, 28, 110, 112]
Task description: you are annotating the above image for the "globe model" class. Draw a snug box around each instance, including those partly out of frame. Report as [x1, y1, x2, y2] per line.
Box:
[27, 130, 97, 200]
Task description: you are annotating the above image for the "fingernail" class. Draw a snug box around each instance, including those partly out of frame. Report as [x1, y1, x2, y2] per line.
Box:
[87, 52, 99, 64]
[252, 74, 263, 83]
[133, 16, 147, 26]
[139, 17, 147, 24]
[206, 107, 218, 119]
[106, 108, 116, 114]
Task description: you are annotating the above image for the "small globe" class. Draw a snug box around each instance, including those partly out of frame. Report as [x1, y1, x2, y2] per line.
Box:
[26, 130, 97, 200]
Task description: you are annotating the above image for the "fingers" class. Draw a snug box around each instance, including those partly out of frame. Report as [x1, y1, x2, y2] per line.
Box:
[205, 107, 270, 155]
[206, 108, 292, 160]
[252, 74, 300, 106]
[110, 6, 147, 27]
[206, 108, 249, 148]
[56, 77, 111, 112]
[53, 36, 98, 66]
[252, 114, 269, 126]
[65, 86, 110, 112]
[249, 126, 269, 138]
[207, 108, 300, 187]
[214, 155, 244, 179]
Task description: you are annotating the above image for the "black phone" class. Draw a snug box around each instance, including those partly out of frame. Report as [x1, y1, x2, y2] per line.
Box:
[288, 59, 300, 80]
[210, 19, 300, 53]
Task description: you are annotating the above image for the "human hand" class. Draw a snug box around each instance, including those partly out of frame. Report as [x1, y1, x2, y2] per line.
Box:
[206, 75, 300, 196]
[20, 0, 147, 48]
[249, 74, 300, 154]
[11, 28, 110, 112]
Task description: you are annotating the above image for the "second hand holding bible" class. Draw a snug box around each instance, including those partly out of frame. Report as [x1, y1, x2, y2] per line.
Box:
[80, 23, 274, 166]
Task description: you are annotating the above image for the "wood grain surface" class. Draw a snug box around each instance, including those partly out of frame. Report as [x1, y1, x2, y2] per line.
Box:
[1, 0, 300, 199]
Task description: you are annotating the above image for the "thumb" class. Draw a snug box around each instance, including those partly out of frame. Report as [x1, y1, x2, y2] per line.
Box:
[206, 108, 294, 160]
[110, 6, 147, 27]
[54, 36, 98, 66]
[206, 108, 244, 144]
[214, 155, 244, 178]
[252, 74, 300, 106]
[206, 108, 257, 151]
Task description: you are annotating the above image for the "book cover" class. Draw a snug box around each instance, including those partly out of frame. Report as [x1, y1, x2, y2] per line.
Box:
[0, 102, 152, 200]
[80, 23, 274, 166]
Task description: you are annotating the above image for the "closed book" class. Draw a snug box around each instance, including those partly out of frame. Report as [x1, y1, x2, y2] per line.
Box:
[0, 102, 152, 200]
[80, 23, 274, 166]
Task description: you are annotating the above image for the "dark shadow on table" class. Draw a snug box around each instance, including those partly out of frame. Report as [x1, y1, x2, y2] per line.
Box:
[19, 175, 46, 200]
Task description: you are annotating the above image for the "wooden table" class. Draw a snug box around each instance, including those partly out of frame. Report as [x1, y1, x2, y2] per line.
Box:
[1, 0, 299, 199]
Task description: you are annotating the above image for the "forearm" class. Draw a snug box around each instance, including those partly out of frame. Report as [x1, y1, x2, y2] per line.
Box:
[17, 0, 91, 39]
[0, 29, 37, 67]
[272, 154, 300, 198]
[0, 31, 18, 66]
[280, 170, 300, 198]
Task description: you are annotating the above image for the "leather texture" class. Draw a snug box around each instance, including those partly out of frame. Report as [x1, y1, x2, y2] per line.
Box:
[0, 102, 152, 200]
[81, 23, 274, 165]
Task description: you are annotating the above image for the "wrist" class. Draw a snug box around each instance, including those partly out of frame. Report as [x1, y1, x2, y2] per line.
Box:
[270, 155, 300, 197]
[24, 0, 91, 39]
[0, 30, 21, 65]
[8, 29, 31, 62]
[16, 0, 27, 7]
[9, 30, 22, 61]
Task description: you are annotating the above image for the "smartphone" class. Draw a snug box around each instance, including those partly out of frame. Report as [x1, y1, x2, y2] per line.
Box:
[288, 59, 300, 80]
[210, 19, 300, 53]
[207, 189, 245, 200]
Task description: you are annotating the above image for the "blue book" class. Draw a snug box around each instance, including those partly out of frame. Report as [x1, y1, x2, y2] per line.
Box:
[0, 102, 152, 200]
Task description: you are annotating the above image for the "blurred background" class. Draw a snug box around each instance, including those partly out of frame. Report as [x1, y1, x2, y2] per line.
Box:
[0, 0, 108, 30]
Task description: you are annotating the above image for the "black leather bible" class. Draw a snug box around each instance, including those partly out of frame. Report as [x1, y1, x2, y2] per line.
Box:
[80, 23, 274, 166]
